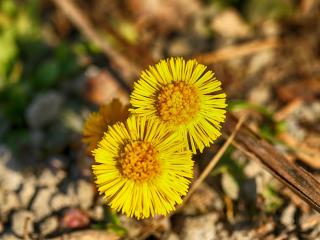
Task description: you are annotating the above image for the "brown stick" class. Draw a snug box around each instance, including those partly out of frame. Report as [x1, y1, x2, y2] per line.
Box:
[182, 115, 246, 204]
[223, 114, 320, 212]
[195, 38, 279, 64]
[52, 0, 139, 84]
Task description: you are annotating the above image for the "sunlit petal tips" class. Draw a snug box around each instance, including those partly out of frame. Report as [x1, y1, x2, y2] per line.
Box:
[92, 116, 194, 219]
[82, 99, 129, 154]
[130, 57, 227, 153]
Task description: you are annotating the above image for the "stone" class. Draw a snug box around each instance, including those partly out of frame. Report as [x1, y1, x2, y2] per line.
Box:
[31, 187, 56, 220]
[231, 230, 255, 240]
[221, 172, 239, 200]
[166, 232, 180, 240]
[39, 216, 59, 236]
[309, 220, 320, 239]
[18, 176, 37, 208]
[84, 67, 129, 105]
[50, 230, 120, 240]
[128, 0, 200, 35]
[298, 102, 320, 122]
[50, 193, 74, 212]
[47, 155, 69, 171]
[211, 9, 251, 38]
[76, 180, 94, 210]
[180, 213, 219, 240]
[38, 168, 65, 188]
[1, 233, 17, 240]
[11, 210, 34, 237]
[248, 85, 272, 105]
[168, 38, 192, 57]
[0, 191, 20, 222]
[185, 183, 222, 214]
[248, 51, 274, 75]
[0, 168, 23, 192]
[216, 223, 229, 239]
[286, 118, 306, 141]
[60, 208, 90, 229]
[88, 205, 104, 221]
[62, 109, 84, 133]
[244, 160, 273, 194]
[281, 204, 296, 226]
[0, 146, 23, 191]
[119, 215, 143, 238]
[261, 20, 281, 37]
[66, 182, 80, 205]
[26, 91, 63, 128]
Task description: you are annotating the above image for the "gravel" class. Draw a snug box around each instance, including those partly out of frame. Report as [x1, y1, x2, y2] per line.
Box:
[11, 210, 35, 237]
[18, 176, 37, 208]
[50, 193, 74, 212]
[39, 216, 59, 236]
[180, 213, 219, 240]
[76, 179, 94, 210]
[31, 187, 56, 220]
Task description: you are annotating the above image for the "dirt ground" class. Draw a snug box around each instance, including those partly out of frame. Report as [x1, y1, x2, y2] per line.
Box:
[0, 0, 320, 239]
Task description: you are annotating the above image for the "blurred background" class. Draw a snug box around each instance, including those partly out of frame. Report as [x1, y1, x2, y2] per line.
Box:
[0, 0, 320, 239]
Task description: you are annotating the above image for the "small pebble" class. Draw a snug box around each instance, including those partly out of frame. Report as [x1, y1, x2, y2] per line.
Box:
[11, 210, 34, 237]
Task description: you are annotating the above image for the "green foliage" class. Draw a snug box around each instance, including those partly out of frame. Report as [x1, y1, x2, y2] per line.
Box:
[206, 0, 295, 22]
[229, 100, 286, 143]
[0, 1, 81, 129]
[262, 184, 284, 213]
[228, 100, 273, 119]
[0, 30, 18, 82]
[91, 207, 127, 237]
[212, 146, 246, 200]
[34, 59, 60, 89]
[212, 146, 246, 183]
[244, 0, 295, 22]
[106, 209, 127, 236]
[0, 82, 31, 125]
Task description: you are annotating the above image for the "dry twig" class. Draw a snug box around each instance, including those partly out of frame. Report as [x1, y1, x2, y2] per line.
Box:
[195, 37, 279, 64]
[52, 0, 139, 84]
[224, 114, 320, 212]
[182, 114, 246, 204]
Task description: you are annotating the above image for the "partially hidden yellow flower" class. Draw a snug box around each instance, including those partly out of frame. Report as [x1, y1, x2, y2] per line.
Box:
[92, 116, 193, 219]
[82, 99, 129, 154]
[130, 57, 227, 153]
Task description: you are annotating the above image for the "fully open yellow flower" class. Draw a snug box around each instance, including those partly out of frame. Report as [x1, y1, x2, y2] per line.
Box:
[82, 99, 129, 154]
[92, 116, 193, 219]
[130, 57, 227, 153]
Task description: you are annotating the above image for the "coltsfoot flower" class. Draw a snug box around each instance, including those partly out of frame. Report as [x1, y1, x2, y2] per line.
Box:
[92, 116, 193, 219]
[130, 57, 227, 153]
[82, 99, 129, 154]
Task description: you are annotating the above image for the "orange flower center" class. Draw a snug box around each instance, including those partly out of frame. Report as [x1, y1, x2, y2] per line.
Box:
[119, 141, 160, 182]
[157, 82, 200, 125]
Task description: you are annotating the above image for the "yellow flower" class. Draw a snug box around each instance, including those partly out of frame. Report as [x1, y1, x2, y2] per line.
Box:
[82, 99, 129, 154]
[130, 57, 227, 153]
[92, 116, 193, 219]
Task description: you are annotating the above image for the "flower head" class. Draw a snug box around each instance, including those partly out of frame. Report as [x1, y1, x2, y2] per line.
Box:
[82, 99, 129, 154]
[130, 57, 227, 153]
[92, 116, 193, 219]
